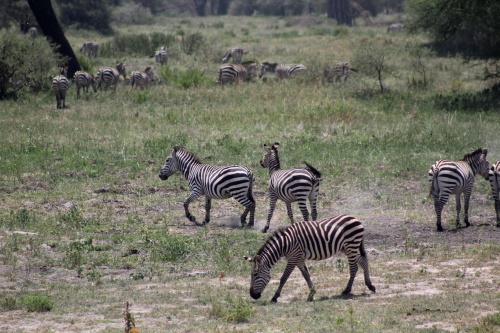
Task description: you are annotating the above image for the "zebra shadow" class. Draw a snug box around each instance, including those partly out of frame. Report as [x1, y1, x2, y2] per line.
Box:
[320, 292, 373, 301]
[443, 223, 495, 233]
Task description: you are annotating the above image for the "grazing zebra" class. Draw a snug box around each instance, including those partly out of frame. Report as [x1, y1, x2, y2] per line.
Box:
[28, 27, 38, 38]
[260, 142, 322, 233]
[80, 41, 99, 58]
[218, 61, 257, 84]
[428, 148, 490, 232]
[74, 71, 97, 99]
[158, 146, 256, 227]
[96, 63, 127, 91]
[387, 23, 404, 33]
[155, 47, 168, 66]
[324, 60, 358, 83]
[222, 46, 247, 64]
[489, 161, 500, 226]
[52, 75, 70, 109]
[244, 214, 376, 303]
[131, 67, 154, 89]
[259, 62, 307, 79]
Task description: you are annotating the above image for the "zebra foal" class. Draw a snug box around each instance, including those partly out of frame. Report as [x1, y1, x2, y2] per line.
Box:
[259, 62, 307, 79]
[489, 161, 500, 226]
[244, 214, 376, 303]
[96, 63, 127, 91]
[158, 146, 256, 227]
[428, 148, 489, 232]
[74, 71, 97, 98]
[260, 142, 322, 233]
[52, 75, 70, 109]
[218, 61, 257, 84]
[222, 46, 247, 64]
[155, 47, 168, 66]
[131, 67, 154, 89]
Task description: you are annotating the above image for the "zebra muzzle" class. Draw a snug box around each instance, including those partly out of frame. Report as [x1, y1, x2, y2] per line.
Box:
[158, 174, 169, 180]
[250, 289, 261, 300]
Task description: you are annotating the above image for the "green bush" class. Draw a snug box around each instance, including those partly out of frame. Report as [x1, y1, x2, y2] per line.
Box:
[22, 294, 53, 312]
[181, 32, 205, 55]
[209, 293, 253, 323]
[159, 67, 211, 89]
[99, 32, 176, 57]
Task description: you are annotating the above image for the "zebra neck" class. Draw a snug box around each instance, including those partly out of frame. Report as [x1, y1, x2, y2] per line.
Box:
[260, 234, 289, 267]
[465, 158, 480, 175]
[178, 159, 198, 179]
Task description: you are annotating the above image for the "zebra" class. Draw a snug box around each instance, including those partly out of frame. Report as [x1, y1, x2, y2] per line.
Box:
[52, 75, 70, 109]
[155, 47, 168, 66]
[244, 214, 376, 303]
[324, 60, 358, 83]
[387, 23, 404, 33]
[489, 161, 500, 226]
[28, 27, 38, 38]
[96, 63, 127, 91]
[260, 142, 322, 233]
[131, 67, 154, 89]
[218, 61, 257, 84]
[259, 62, 307, 79]
[80, 41, 99, 58]
[158, 146, 256, 227]
[222, 46, 247, 64]
[74, 71, 97, 99]
[428, 148, 490, 232]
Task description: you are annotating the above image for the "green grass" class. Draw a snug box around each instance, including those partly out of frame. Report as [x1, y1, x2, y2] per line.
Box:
[0, 15, 499, 333]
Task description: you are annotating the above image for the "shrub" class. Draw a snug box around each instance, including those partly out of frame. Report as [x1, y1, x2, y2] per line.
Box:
[57, 0, 112, 34]
[209, 293, 253, 323]
[158, 67, 210, 89]
[22, 294, 53, 312]
[181, 32, 205, 55]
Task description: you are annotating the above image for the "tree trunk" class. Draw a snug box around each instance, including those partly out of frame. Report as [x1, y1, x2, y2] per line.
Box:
[217, 0, 229, 15]
[26, 0, 80, 78]
[193, 0, 207, 16]
[327, 0, 352, 26]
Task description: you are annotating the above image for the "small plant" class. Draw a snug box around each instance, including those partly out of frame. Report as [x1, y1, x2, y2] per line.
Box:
[59, 205, 85, 229]
[0, 296, 20, 311]
[209, 293, 253, 323]
[124, 301, 139, 333]
[22, 294, 53, 312]
[181, 32, 205, 55]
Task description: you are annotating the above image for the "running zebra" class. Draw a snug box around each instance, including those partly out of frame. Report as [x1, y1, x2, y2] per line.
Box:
[52, 75, 70, 109]
[96, 63, 127, 91]
[260, 142, 322, 233]
[131, 67, 154, 89]
[155, 47, 168, 66]
[80, 41, 99, 58]
[218, 61, 257, 84]
[222, 46, 247, 64]
[259, 62, 307, 79]
[158, 146, 256, 227]
[428, 148, 490, 232]
[489, 161, 500, 226]
[74, 71, 97, 98]
[244, 214, 376, 303]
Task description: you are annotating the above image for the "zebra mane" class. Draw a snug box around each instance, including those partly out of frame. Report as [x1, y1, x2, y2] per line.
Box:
[304, 162, 322, 180]
[173, 146, 202, 163]
[242, 61, 256, 65]
[461, 148, 485, 161]
[256, 226, 288, 256]
[262, 62, 278, 70]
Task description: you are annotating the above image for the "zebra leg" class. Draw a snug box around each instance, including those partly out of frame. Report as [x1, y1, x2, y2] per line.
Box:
[286, 202, 295, 223]
[263, 195, 277, 233]
[76, 86, 80, 99]
[271, 261, 297, 303]
[495, 199, 500, 226]
[297, 263, 316, 302]
[455, 193, 463, 227]
[239, 201, 256, 227]
[297, 199, 309, 222]
[183, 193, 201, 225]
[342, 254, 359, 295]
[434, 198, 444, 232]
[463, 191, 471, 227]
[358, 250, 376, 292]
[309, 192, 318, 221]
[203, 197, 211, 224]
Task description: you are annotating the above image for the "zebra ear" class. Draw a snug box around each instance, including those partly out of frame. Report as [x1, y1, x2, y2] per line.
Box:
[263, 143, 270, 152]
[483, 148, 488, 157]
[244, 256, 254, 263]
[273, 142, 280, 150]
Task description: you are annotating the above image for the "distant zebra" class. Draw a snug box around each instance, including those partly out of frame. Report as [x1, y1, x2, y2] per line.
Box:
[80, 41, 99, 58]
[222, 46, 247, 64]
[158, 146, 256, 227]
[74, 71, 97, 98]
[428, 148, 490, 232]
[131, 67, 154, 89]
[259, 62, 307, 79]
[52, 75, 70, 109]
[489, 161, 500, 226]
[96, 63, 127, 91]
[260, 142, 322, 233]
[387, 23, 404, 33]
[155, 47, 168, 66]
[28, 27, 38, 38]
[218, 61, 257, 84]
[244, 214, 376, 303]
[324, 60, 357, 83]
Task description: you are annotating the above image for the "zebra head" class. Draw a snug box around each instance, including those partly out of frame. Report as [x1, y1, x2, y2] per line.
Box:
[159, 147, 181, 180]
[477, 148, 490, 179]
[116, 63, 127, 78]
[260, 142, 280, 170]
[242, 61, 257, 78]
[259, 62, 276, 78]
[244, 255, 271, 300]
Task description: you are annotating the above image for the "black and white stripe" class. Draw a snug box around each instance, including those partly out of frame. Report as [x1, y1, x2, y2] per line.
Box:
[260, 142, 322, 233]
[428, 148, 490, 232]
[155, 47, 168, 66]
[80, 41, 99, 58]
[131, 67, 154, 89]
[52, 75, 70, 109]
[96, 63, 127, 91]
[74, 71, 96, 98]
[244, 214, 376, 303]
[218, 61, 257, 84]
[489, 161, 500, 226]
[158, 146, 256, 227]
[331, 60, 357, 82]
[222, 47, 246, 64]
[259, 62, 307, 79]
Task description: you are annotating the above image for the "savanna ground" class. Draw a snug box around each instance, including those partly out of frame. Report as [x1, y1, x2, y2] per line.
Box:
[1, 14, 500, 333]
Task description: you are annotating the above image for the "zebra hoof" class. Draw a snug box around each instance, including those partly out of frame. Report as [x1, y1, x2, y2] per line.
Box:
[261, 227, 269, 233]
[436, 226, 444, 232]
[368, 284, 376, 293]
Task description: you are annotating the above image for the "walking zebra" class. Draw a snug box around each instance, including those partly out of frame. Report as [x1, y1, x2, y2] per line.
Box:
[131, 67, 154, 89]
[155, 47, 168, 66]
[74, 71, 97, 98]
[244, 214, 376, 303]
[324, 60, 357, 83]
[80, 41, 99, 58]
[158, 146, 256, 227]
[218, 61, 257, 84]
[260, 142, 322, 233]
[387, 23, 404, 33]
[489, 161, 500, 226]
[52, 75, 70, 109]
[96, 63, 127, 91]
[222, 46, 247, 64]
[428, 148, 489, 232]
[259, 62, 307, 79]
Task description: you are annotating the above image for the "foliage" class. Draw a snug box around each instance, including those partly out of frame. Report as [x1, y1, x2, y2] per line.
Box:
[112, 2, 153, 25]
[100, 32, 176, 57]
[22, 294, 53, 312]
[209, 293, 254, 323]
[181, 32, 205, 55]
[352, 36, 392, 93]
[158, 66, 211, 88]
[56, 0, 112, 34]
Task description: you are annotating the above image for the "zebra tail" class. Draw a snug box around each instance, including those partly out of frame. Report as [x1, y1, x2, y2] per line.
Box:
[359, 239, 367, 257]
[429, 166, 440, 198]
[303, 161, 322, 181]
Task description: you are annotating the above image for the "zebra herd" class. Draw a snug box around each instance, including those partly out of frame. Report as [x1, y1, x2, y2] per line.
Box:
[158, 145, 500, 302]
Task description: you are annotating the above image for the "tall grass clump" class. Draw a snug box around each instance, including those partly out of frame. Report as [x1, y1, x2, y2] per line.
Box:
[209, 293, 253, 323]
[158, 66, 211, 88]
